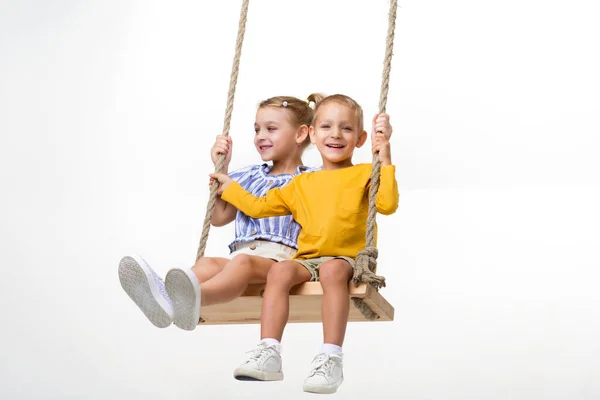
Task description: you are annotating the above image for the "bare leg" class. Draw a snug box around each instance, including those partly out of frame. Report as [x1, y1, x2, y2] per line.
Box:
[260, 261, 311, 341]
[200, 254, 275, 306]
[318, 259, 353, 346]
[191, 256, 229, 283]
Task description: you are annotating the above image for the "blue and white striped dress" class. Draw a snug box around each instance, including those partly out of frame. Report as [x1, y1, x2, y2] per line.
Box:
[227, 164, 316, 253]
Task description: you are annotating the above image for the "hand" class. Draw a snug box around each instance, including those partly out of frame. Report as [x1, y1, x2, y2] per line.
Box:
[209, 173, 233, 195]
[372, 113, 392, 140]
[210, 135, 233, 168]
[372, 134, 392, 166]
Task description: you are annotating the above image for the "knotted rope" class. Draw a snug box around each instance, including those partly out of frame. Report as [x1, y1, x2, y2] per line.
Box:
[352, 0, 398, 319]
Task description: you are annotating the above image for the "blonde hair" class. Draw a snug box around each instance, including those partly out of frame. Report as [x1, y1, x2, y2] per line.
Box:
[258, 95, 324, 150]
[310, 93, 365, 132]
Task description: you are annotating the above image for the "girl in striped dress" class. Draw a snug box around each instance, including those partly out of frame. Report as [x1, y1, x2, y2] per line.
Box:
[118, 95, 322, 331]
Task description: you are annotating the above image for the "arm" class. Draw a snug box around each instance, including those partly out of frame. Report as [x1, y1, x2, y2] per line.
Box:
[211, 174, 295, 219]
[371, 116, 399, 215]
[209, 135, 237, 226]
[211, 196, 237, 227]
[375, 165, 399, 215]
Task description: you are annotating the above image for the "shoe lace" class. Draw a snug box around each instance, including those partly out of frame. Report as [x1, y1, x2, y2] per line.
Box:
[245, 344, 275, 363]
[309, 353, 340, 377]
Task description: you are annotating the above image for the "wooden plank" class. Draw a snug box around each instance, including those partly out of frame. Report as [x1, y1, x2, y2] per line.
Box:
[198, 282, 394, 325]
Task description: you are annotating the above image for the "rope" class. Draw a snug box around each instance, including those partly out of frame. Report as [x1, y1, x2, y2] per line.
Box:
[196, 0, 250, 261]
[352, 0, 398, 304]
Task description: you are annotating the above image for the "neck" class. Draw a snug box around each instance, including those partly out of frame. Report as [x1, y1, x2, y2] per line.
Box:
[321, 158, 354, 171]
[270, 156, 303, 175]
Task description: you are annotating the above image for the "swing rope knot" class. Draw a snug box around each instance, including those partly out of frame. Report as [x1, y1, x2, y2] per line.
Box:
[352, 246, 385, 289]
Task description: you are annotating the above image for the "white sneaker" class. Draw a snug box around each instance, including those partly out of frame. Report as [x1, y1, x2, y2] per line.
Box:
[303, 353, 344, 394]
[164, 268, 201, 331]
[233, 342, 284, 381]
[118, 255, 173, 328]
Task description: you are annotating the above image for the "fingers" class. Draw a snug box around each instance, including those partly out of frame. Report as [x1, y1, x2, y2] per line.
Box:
[208, 179, 225, 194]
[213, 136, 231, 149]
[212, 136, 231, 149]
[375, 113, 389, 125]
[209, 173, 232, 194]
[209, 172, 232, 183]
[372, 142, 385, 152]
[372, 113, 391, 136]
[371, 134, 390, 152]
[213, 144, 229, 155]
[371, 133, 388, 144]
[215, 134, 232, 142]
[211, 136, 233, 165]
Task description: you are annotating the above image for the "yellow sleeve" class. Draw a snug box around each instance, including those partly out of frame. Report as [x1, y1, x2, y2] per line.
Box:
[221, 180, 294, 219]
[375, 165, 399, 215]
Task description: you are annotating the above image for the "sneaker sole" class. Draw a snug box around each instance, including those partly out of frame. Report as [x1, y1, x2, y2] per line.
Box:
[303, 377, 343, 394]
[118, 255, 172, 328]
[165, 268, 200, 331]
[234, 366, 283, 381]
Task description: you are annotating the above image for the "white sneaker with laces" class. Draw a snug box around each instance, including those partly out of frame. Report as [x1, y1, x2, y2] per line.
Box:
[164, 268, 201, 331]
[118, 255, 173, 328]
[233, 342, 284, 381]
[303, 353, 344, 394]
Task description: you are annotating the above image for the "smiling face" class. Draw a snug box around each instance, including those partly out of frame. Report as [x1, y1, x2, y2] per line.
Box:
[309, 102, 367, 170]
[253, 106, 304, 162]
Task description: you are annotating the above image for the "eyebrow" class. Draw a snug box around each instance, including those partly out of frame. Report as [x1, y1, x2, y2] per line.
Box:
[318, 119, 356, 126]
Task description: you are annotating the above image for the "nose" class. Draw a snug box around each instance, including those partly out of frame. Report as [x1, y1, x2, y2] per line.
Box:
[255, 129, 267, 141]
[330, 127, 342, 138]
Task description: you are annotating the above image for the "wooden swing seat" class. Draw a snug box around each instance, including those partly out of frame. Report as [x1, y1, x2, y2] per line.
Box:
[199, 282, 394, 325]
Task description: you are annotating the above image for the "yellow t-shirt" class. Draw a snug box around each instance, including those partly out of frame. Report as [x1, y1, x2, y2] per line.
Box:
[221, 163, 399, 260]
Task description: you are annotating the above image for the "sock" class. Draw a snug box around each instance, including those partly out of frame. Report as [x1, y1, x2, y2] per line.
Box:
[320, 343, 343, 356]
[260, 338, 281, 353]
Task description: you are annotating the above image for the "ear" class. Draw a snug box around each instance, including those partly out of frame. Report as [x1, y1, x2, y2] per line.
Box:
[296, 125, 309, 145]
[308, 125, 316, 144]
[355, 130, 368, 148]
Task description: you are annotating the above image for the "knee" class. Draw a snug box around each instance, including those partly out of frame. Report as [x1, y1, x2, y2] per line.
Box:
[229, 254, 255, 273]
[319, 259, 352, 286]
[194, 256, 216, 270]
[192, 257, 222, 282]
[266, 262, 298, 288]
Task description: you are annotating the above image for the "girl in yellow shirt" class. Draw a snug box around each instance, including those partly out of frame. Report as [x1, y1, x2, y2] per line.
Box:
[212, 94, 398, 394]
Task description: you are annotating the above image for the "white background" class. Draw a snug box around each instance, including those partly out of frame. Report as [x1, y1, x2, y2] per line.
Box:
[1, 0, 599, 399]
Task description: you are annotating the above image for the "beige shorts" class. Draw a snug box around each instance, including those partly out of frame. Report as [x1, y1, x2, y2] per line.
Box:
[230, 240, 296, 262]
[292, 256, 356, 282]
